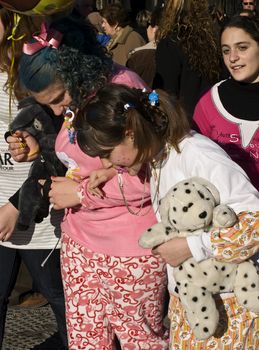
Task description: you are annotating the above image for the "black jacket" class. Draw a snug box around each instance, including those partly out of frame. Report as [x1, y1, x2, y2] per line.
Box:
[153, 35, 213, 120]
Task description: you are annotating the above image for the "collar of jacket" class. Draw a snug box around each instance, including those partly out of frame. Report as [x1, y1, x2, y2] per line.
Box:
[108, 25, 133, 49]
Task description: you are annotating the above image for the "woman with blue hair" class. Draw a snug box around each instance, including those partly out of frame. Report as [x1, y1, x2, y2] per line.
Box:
[8, 14, 169, 350]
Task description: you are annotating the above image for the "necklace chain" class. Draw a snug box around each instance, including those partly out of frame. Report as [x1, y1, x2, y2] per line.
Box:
[117, 163, 162, 216]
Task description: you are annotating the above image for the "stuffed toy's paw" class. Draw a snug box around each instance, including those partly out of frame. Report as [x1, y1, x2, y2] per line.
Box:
[234, 261, 259, 313]
[212, 204, 237, 228]
[139, 223, 175, 248]
[179, 283, 219, 339]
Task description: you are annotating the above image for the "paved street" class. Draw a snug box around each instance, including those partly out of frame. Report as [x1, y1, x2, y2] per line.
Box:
[3, 304, 63, 350]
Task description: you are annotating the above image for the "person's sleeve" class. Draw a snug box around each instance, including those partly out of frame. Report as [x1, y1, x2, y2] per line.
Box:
[186, 212, 259, 264]
[192, 96, 213, 136]
[126, 52, 142, 77]
[76, 174, 151, 210]
[76, 178, 117, 209]
[210, 211, 259, 263]
[153, 38, 182, 94]
[9, 190, 20, 209]
[182, 139, 259, 263]
[186, 232, 213, 262]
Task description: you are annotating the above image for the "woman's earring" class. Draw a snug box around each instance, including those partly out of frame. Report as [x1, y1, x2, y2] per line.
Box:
[125, 131, 134, 141]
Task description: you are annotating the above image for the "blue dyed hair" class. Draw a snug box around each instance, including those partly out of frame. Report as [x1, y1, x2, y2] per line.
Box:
[19, 15, 113, 107]
[19, 47, 59, 92]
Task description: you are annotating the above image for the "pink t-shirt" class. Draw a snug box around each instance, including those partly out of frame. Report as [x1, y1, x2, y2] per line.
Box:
[193, 81, 259, 191]
[55, 66, 156, 256]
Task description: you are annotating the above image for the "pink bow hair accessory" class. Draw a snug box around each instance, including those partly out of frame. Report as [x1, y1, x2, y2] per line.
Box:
[23, 21, 63, 55]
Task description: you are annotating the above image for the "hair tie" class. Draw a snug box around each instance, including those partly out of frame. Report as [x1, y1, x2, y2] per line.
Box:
[148, 90, 159, 106]
[7, 13, 26, 128]
[7, 13, 26, 42]
[124, 102, 135, 111]
[23, 21, 63, 55]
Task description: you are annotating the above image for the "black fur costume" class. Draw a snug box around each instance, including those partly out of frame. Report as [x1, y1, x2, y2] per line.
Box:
[9, 97, 66, 230]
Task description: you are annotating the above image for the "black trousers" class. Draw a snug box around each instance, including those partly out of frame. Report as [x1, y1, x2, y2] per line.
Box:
[0, 246, 68, 348]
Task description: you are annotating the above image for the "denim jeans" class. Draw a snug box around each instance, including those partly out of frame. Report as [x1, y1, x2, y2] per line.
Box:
[0, 245, 68, 348]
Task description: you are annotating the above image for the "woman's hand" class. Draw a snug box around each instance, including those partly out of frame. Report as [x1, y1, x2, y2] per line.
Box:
[0, 202, 19, 241]
[7, 131, 39, 162]
[152, 237, 192, 267]
[49, 177, 81, 209]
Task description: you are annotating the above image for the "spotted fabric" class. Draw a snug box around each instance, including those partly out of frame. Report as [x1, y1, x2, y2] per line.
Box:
[211, 211, 259, 262]
[168, 294, 259, 350]
[61, 232, 169, 350]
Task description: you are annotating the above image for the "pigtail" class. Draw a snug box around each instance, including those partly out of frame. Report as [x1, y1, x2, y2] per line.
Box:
[132, 89, 169, 136]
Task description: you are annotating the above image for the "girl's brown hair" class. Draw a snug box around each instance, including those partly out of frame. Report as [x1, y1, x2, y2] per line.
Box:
[0, 8, 42, 99]
[74, 84, 190, 164]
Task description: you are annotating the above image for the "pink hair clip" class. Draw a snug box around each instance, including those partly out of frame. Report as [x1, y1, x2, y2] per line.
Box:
[23, 21, 63, 55]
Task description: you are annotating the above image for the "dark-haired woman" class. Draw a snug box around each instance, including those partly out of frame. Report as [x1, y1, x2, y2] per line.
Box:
[194, 15, 259, 192]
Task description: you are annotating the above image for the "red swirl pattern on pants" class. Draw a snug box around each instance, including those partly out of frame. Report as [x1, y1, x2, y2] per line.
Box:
[61, 232, 169, 350]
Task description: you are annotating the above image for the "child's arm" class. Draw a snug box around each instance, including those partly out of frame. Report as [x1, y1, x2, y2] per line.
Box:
[152, 237, 192, 267]
[185, 211, 259, 264]
[49, 168, 117, 210]
[210, 211, 259, 263]
[0, 202, 19, 241]
[154, 212, 259, 267]
[49, 176, 81, 209]
[87, 168, 117, 198]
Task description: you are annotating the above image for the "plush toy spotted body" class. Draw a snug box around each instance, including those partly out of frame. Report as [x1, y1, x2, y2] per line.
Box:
[139, 177, 259, 339]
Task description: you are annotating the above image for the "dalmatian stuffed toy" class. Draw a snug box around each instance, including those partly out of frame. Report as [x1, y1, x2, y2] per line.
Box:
[139, 177, 259, 340]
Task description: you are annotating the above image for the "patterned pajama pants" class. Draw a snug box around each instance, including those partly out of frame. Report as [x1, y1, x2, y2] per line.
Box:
[61, 232, 169, 350]
[168, 294, 259, 350]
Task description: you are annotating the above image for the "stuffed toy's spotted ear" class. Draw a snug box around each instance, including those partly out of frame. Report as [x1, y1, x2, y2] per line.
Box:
[159, 194, 173, 228]
[190, 177, 220, 205]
